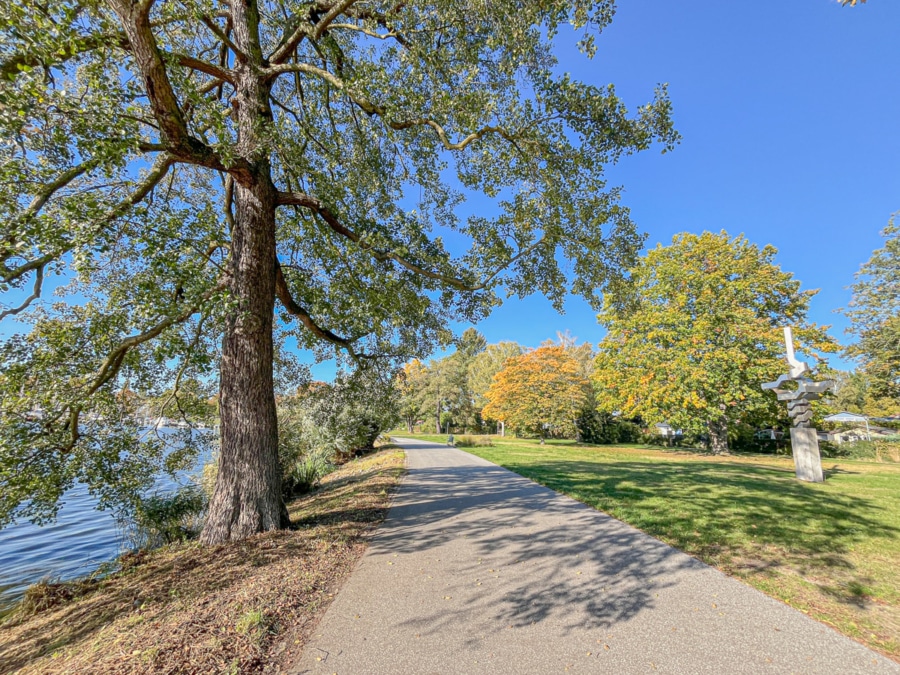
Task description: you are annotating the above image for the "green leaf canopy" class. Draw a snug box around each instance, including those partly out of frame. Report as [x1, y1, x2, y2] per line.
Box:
[0, 0, 676, 528]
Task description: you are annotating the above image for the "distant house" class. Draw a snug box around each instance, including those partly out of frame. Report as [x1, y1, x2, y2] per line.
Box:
[831, 426, 894, 444]
[755, 428, 784, 441]
[653, 422, 682, 438]
[818, 411, 897, 444]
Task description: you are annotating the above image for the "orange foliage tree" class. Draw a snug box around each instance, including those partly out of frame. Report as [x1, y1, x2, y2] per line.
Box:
[482, 346, 592, 439]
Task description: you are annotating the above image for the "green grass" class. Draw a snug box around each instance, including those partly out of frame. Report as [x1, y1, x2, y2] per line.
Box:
[392, 433, 900, 660]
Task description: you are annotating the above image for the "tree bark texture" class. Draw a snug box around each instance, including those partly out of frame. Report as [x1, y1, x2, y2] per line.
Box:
[707, 415, 730, 455]
[201, 5, 285, 544]
[200, 175, 283, 544]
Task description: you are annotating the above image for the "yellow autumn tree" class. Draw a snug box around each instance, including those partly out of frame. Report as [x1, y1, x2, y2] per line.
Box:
[482, 346, 592, 439]
[396, 359, 430, 433]
[593, 231, 838, 454]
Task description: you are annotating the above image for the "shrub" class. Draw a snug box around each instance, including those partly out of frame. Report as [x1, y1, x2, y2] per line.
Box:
[278, 369, 399, 466]
[578, 411, 641, 444]
[639, 432, 670, 447]
[820, 438, 900, 462]
[876, 438, 900, 462]
[731, 435, 787, 455]
[120, 485, 207, 550]
[454, 435, 494, 448]
[818, 440, 847, 458]
[197, 451, 219, 499]
[283, 447, 334, 497]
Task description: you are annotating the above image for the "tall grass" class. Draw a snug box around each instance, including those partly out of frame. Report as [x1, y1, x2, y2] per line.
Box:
[283, 447, 334, 497]
[118, 486, 207, 550]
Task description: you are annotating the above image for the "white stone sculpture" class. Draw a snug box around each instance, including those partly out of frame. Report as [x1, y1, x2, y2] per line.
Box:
[761, 327, 833, 482]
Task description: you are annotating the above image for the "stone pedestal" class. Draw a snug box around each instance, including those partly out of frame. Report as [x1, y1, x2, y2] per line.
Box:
[790, 427, 825, 483]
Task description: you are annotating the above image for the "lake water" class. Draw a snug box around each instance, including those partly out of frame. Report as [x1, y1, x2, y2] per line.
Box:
[0, 429, 214, 614]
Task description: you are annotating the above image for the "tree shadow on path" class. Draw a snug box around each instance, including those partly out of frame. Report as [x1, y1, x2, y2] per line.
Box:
[365, 455, 897, 645]
[369, 463, 704, 641]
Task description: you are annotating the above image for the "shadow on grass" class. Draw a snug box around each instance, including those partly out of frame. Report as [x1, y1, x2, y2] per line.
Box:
[823, 464, 863, 477]
[489, 458, 899, 613]
[502, 459, 896, 563]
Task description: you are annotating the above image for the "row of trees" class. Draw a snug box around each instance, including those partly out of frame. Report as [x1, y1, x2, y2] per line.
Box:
[396, 333, 595, 439]
[397, 228, 899, 454]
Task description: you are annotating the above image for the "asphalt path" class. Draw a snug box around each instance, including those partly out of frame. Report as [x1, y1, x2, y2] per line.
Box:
[290, 438, 898, 674]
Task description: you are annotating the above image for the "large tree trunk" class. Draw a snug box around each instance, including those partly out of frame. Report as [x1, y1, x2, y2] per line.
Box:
[200, 10, 284, 544]
[200, 176, 284, 544]
[707, 415, 729, 455]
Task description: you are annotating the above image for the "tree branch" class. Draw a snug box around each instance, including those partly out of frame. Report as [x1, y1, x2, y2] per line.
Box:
[0, 264, 43, 321]
[270, 0, 363, 64]
[10, 161, 96, 233]
[274, 261, 354, 349]
[265, 60, 341, 85]
[277, 190, 546, 293]
[1, 34, 128, 80]
[155, 313, 208, 427]
[0, 13, 233, 81]
[328, 22, 408, 47]
[84, 279, 226, 397]
[264, 63, 525, 151]
[385, 118, 525, 151]
[276, 191, 468, 289]
[106, 0, 187, 148]
[313, 0, 363, 39]
[199, 14, 247, 64]
[278, 190, 513, 291]
[61, 279, 226, 451]
[105, 0, 254, 183]
[2, 153, 175, 287]
[171, 52, 236, 83]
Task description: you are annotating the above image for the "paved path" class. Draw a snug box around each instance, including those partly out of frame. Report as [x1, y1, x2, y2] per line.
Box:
[291, 439, 898, 674]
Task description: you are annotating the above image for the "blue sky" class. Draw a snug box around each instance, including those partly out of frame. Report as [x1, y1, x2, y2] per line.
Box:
[415, 0, 898, 374]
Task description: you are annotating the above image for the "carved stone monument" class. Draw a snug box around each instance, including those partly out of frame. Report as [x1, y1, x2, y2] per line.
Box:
[762, 327, 833, 483]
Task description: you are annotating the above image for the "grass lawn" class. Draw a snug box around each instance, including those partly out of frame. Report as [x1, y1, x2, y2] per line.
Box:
[0, 447, 405, 675]
[394, 432, 900, 660]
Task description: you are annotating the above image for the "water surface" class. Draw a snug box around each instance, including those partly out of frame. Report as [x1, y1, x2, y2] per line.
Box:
[0, 428, 213, 613]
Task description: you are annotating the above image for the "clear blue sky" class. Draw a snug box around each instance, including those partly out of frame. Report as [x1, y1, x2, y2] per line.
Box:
[411, 0, 898, 375]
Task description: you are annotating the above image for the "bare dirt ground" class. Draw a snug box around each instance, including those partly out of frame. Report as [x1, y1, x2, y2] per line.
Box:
[0, 448, 405, 675]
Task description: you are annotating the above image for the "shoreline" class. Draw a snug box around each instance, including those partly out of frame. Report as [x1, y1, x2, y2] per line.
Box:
[0, 447, 405, 674]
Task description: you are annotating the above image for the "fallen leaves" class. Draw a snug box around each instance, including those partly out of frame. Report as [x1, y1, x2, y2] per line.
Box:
[0, 450, 407, 675]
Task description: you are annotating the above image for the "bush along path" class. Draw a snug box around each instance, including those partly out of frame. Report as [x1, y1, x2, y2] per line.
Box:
[292, 438, 897, 674]
[0, 448, 405, 675]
